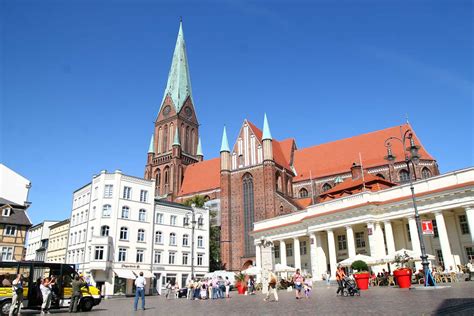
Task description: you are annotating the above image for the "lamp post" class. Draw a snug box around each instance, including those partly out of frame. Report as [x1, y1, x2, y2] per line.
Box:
[184, 204, 204, 280]
[384, 128, 432, 286]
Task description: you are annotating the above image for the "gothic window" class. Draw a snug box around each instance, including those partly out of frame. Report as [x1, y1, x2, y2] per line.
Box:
[275, 172, 282, 192]
[399, 169, 410, 183]
[186, 126, 190, 152]
[169, 123, 174, 150]
[421, 167, 431, 179]
[322, 183, 332, 192]
[155, 169, 161, 186]
[191, 129, 196, 155]
[163, 124, 168, 153]
[243, 173, 255, 257]
[164, 167, 170, 186]
[287, 179, 292, 196]
[375, 173, 385, 179]
[299, 188, 309, 198]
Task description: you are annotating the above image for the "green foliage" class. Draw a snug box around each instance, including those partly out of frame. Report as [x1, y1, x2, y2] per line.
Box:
[235, 273, 245, 283]
[351, 260, 369, 272]
[394, 253, 412, 268]
[183, 195, 206, 208]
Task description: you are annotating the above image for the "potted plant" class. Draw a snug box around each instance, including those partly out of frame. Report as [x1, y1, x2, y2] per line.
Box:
[351, 260, 370, 290]
[393, 253, 413, 288]
[235, 273, 247, 295]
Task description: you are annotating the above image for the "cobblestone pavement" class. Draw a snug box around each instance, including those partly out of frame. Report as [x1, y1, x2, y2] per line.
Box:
[23, 282, 474, 316]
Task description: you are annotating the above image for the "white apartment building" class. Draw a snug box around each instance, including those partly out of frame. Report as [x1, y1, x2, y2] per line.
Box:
[0, 164, 31, 206]
[46, 219, 70, 263]
[25, 221, 59, 261]
[152, 200, 209, 293]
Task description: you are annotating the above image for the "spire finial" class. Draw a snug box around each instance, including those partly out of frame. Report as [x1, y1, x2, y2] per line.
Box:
[196, 137, 203, 156]
[262, 113, 272, 141]
[173, 126, 181, 146]
[405, 113, 410, 124]
[220, 126, 230, 152]
[148, 134, 155, 154]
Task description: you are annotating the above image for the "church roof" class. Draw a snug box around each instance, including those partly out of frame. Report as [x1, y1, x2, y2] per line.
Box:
[179, 158, 221, 196]
[293, 123, 434, 182]
[160, 21, 193, 113]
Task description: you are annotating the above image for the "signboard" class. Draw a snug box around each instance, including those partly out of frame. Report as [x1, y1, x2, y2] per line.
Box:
[422, 220, 434, 235]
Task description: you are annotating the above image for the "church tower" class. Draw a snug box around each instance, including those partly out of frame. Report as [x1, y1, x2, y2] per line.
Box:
[145, 22, 201, 200]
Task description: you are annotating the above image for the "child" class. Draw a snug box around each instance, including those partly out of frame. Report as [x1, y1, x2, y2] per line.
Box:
[303, 279, 312, 298]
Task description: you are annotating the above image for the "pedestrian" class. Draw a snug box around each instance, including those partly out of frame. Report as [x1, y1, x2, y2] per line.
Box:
[134, 272, 146, 311]
[165, 280, 171, 299]
[40, 277, 54, 314]
[224, 277, 231, 298]
[325, 270, 331, 286]
[336, 265, 346, 296]
[187, 278, 194, 300]
[303, 275, 312, 298]
[69, 274, 88, 313]
[9, 274, 23, 316]
[292, 269, 303, 299]
[264, 271, 278, 302]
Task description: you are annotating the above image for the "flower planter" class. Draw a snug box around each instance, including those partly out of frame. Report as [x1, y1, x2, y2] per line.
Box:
[236, 283, 246, 295]
[394, 268, 412, 288]
[353, 272, 370, 290]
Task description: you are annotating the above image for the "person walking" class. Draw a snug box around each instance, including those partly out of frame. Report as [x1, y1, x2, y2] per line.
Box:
[9, 274, 23, 316]
[224, 277, 231, 298]
[69, 275, 88, 313]
[134, 272, 146, 311]
[292, 269, 303, 299]
[336, 265, 346, 296]
[40, 277, 54, 314]
[264, 271, 279, 302]
[164, 280, 171, 299]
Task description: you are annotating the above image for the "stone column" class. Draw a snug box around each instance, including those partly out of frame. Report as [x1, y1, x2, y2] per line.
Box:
[367, 222, 377, 257]
[280, 240, 287, 266]
[309, 233, 320, 280]
[465, 206, 474, 244]
[293, 237, 301, 270]
[384, 220, 396, 256]
[255, 243, 262, 283]
[327, 229, 337, 277]
[408, 216, 422, 254]
[346, 225, 356, 258]
[374, 222, 387, 257]
[435, 211, 455, 269]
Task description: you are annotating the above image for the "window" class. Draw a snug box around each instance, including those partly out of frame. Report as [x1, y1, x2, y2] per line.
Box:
[156, 213, 164, 224]
[121, 206, 129, 219]
[155, 231, 163, 244]
[104, 185, 113, 198]
[102, 204, 111, 217]
[406, 223, 411, 241]
[123, 186, 132, 199]
[197, 236, 203, 248]
[118, 248, 127, 262]
[466, 247, 474, 261]
[198, 217, 204, 227]
[197, 253, 203, 266]
[322, 183, 332, 192]
[299, 188, 308, 198]
[243, 173, 255, 257]
[421, 168, 431, 179]
[436, 249, 444, 266]
[136, 250, 144, 263]
[286, 243, 293, 257]
[274, 245, 280, 259]
[169, 252, 175, 264]
[432, 220, 439, 238]
[154, 251, 161, 264]
[1, 246, 13, 261]
[80, 211, 84, 223]
[2, 208, 11, 216]
[101, 225, 110, 237]
[94, 246, 104, 260]
[4, 225, 16, 236]
[170, 215, 177, 226]
[139, 209, 147, 222]
[182, 253, 189, 265]
[140, 190, 148, 203]
[337, 235, 347, 251]
[355, 232, 366, 248]
[459, 215, 470, 235]
[399, 170, 410, 183]
[182, 234, 189, 246]
[72, 215, 76, 226]
[169, 233, 176, 246]
[300, 241, 307, 255]
[119, 227, 128, 240]
[137, 229, 145, 242]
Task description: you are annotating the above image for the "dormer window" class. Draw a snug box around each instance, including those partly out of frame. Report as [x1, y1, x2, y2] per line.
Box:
[2, 208, 11, 217]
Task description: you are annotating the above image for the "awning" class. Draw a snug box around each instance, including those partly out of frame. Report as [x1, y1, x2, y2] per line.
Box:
[114, 269, 136, 280]
[134, 270, 155, 279]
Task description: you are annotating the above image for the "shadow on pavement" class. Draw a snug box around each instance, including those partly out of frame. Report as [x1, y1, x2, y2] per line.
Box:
[434, 298, 474, 315]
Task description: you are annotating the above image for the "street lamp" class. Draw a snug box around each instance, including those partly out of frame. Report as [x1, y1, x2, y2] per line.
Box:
[384, 128, 433, 286]
[184, 204, 204, 280]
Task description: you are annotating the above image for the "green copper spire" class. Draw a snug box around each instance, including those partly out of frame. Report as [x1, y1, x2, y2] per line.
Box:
[173, 126, 181, 146]
[220, 126, 230, 152]
[262, 113, 272, 140]
[196, 137, 203, 156]
[160, 21, 194, 113]
[148, 134, 155, 153]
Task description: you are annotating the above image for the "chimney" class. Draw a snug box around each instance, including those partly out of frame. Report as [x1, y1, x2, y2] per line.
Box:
[351, 162, 362, 180]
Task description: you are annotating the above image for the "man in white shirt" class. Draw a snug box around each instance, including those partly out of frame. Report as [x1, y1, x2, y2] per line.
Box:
[134, 272, 146, 311]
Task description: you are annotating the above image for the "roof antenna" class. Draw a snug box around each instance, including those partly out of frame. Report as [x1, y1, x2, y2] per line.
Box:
[405, 113, 409, 125]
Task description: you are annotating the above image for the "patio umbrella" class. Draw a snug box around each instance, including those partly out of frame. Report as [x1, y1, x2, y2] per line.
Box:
[383, 248, 436, 263]
[274, 263, 296, 273]
[241, 266, 261, 275]
[338, 254, 381, 267]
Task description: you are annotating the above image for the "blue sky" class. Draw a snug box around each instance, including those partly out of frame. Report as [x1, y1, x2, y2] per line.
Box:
[2, 0, 472, 224]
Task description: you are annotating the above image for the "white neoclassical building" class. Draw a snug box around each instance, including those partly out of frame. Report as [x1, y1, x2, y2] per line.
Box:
[252, 167, 474, 279]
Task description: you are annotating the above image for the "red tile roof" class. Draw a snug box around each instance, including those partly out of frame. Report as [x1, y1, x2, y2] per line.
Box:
[320, 174, 396, 198]
[178, 158, 220, 196]
[293, 123, 434, 182]
[294, 197, 313, 208]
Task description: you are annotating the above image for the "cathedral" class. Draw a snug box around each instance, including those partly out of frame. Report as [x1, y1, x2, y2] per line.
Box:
[144, 23, 440, 271]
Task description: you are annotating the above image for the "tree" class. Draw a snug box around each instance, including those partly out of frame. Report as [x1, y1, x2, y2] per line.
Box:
[183, 195, 206, 208]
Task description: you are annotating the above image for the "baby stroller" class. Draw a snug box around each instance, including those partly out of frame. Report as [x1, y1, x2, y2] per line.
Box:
[342, 276, 360, 297]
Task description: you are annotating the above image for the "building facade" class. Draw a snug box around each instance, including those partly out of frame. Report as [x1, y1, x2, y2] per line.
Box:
[0, 164, 31, 206]
[251, 167, 474, 279]
[46, 219, 70, 263]
[25, 221, 59, 261]
[0, 199, 32, 261]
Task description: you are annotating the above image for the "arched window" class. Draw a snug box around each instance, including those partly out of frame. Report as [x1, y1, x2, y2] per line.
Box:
[137, 229, 145, 242]
[121, 206, 129, 219]
[275, 172, 282, 192]
[102, 204, 111, 217]
[169, 123, 174, 151]
[421, 167, 431, 179]
[186, 126, 190, 153]
[155, 231, 162, 244]
[100, 225, 109, 237]
[182, 234, 189, 246]
[375, 173, 385, 179]
[158, 127, 162, 154]
[139, 209, 146, 222]
[119, 227, 128, 240]
[399, 170, 410, 183]
[299, 188, 309, 198]
[164, 167, 169, 185]
[287, 179, 292, 196]
[163, 124, 168, 153]
[191, 129, 195, 155]
[322, 183, 332, 192]
[197, 236, 203, 248]
[169, 232, 176, 246]
[243, 173, 255, 256]
[155, 169, 161, 187]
